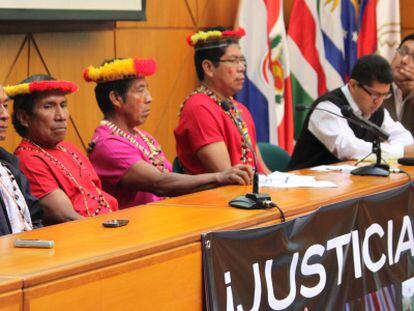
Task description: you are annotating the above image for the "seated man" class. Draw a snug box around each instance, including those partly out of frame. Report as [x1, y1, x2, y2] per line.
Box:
[289, 54, 414, 170]
[7, 75, 118, 224]
[174, 26, 270, 175]
[384, 33, 414, 134]
[84, 57, 252, 209]
[0, 85, 42, 235]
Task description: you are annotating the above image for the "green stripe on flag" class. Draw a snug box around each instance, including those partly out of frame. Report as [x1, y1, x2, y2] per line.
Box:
[291, 74, 315, 138]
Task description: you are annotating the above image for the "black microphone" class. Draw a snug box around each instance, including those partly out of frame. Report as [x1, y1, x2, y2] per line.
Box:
[340, 106, 389, 141]
[221, 100, 281, 214]
[296, 104, 311, 112]
[296, 104, 390, 141]
[221, 100, 259, 193]
[296, 104, 390, 177]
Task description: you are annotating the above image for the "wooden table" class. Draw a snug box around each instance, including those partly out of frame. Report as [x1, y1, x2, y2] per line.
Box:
[0, 277, 22, 311]
[0, 166, 410, 310]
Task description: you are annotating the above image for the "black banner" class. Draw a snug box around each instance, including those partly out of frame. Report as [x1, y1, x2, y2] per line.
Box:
[203, 182, 414, 310]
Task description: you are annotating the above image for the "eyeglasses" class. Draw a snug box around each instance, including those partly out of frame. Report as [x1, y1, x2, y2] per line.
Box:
[357, 83, 392, 101]
[396, 46, 414, 62]
[214, 57, 247, 67]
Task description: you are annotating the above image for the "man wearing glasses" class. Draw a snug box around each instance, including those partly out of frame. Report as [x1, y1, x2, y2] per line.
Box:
[175, 27, 271, 175]
[289, 54, 414, 170]
[384, 33, 414, 134]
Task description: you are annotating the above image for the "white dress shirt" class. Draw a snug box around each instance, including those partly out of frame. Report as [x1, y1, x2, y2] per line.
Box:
[0, 163, 32, 233]
[308, 85, 414, 160]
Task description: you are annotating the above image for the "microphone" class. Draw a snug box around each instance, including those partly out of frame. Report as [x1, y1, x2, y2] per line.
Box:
[296, 104, 390, 177]
[296, 104, 390, 141]
[221, 100, 281, 213]
[296, 104, 310, 112]
[340, 106, 389, 141]
[221, 100, 259, 193]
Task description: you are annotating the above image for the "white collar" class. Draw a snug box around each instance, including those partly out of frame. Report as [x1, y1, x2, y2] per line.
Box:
[341, 84, 365, 118]
[393, 82, 414, 102]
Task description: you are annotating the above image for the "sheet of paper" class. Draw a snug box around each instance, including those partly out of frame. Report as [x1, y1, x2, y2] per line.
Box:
[258, 171, 337, 188]
[310, 165, 356, 173]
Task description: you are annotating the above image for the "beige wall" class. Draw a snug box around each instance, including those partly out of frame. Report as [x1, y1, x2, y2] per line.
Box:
[0, 0, 411, 162]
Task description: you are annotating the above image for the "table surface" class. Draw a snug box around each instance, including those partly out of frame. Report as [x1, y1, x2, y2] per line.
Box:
[0, 164, 411, 288]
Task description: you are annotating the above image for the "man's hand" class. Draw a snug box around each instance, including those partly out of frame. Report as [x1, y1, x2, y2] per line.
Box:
[216, 164, 253, 185]
[396, 66, 414, 94]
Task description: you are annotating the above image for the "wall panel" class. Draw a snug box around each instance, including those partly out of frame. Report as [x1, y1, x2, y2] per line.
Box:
[117, 0, 196, 29]
[401, 0, 414, 38]
[32, 31, 115, 147]
[198, 0, 239, 28]
[0, 39, 28, 151]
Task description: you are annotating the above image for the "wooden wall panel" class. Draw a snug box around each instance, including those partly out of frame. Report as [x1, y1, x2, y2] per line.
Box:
[198, 0, 239, 28]
[117, 0, 196, 29]
[401, 0, 414, 37]
[0, 37, 28, 152]
[0, 35, 26, 83]
[31, 31, 115, 147]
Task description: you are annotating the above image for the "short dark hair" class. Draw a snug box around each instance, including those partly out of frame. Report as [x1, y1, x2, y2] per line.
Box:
[193, 26, 238, 81]
[12, 74, 55, 137]
[400, 33, 414, 47]
[94, 58, 135, 116]
[350, 54, 393, 86]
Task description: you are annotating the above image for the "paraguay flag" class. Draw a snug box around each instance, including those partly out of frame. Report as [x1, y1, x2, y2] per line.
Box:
[236, 0, 293, 154]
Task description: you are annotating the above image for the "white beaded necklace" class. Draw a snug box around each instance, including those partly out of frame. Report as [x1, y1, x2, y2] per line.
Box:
[100, 120, 167, 172]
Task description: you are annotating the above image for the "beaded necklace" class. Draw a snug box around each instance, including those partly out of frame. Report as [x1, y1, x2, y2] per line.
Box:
[17, 139, 113, 217]
[179, 84, 253, 165]
[100, 120, 167, 172]
[0, 163, 32, 232]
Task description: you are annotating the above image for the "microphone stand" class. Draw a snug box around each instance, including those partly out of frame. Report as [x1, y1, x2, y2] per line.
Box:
[340, 106, 390, 177]
[229, 169, 276, 209]
[219, 100, 282, 214]
[296, 104, 391, 177]
[351, 137, 390, 177]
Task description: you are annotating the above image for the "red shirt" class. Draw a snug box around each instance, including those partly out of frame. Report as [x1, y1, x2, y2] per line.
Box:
[174, 93, 262, 174]
[15, 140, 118, 217]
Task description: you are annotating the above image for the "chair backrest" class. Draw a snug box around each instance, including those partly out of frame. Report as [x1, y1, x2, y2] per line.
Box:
[258, 142, 291, 172]
[172, 157, 185, 174]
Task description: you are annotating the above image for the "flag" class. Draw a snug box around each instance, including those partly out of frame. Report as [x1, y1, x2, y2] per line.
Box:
[236, 0, 293, 153]
[358, 0, 377, 56]
[376, 0, 401, 61]
[288, 0, 378, 137]
[287, 0, 329, 136]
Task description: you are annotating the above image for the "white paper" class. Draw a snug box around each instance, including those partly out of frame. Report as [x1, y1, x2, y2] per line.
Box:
[310, 165, 356, 173]
[259, 171, 337, 188]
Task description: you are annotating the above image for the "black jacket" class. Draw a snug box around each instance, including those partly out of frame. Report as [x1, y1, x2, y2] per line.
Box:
[0, 147, 42, 236]
[289, 88, 384, 170]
